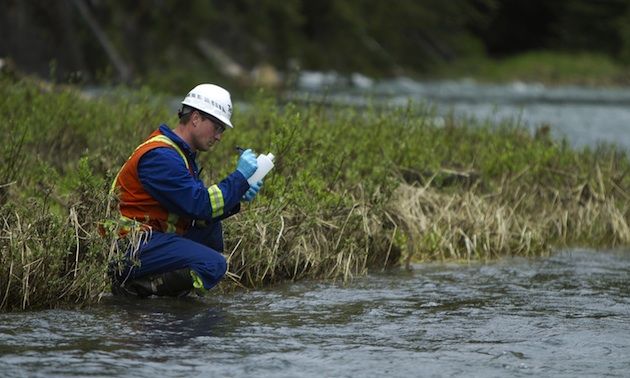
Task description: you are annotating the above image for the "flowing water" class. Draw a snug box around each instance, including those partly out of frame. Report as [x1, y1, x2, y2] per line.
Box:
[3, 79, 630, 377]
[0, 249, 629, 377]
[289, 74, 630, 150]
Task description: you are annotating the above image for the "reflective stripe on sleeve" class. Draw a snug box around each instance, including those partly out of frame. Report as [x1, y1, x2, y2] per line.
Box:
[207, 185, 224, 218]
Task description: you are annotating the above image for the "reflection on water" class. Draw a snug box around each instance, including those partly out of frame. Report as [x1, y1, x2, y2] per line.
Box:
[1, 249, 629, 377]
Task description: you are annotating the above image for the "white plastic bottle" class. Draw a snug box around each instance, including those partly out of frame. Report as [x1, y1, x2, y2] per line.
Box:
[247, 153, 275, 186]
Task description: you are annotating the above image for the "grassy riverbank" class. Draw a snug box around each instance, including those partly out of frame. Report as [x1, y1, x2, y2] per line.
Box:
[1, 74, 629, 311]
[430, 51, 630, 86]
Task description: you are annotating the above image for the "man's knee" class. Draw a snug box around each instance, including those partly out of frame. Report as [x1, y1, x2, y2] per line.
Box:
[193, 252, 227, 289]
[208, 252, 227, 280]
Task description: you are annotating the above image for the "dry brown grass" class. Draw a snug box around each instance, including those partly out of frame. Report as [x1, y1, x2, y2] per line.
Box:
[222, 186, 397, 289]
[388, 178, 630, 267]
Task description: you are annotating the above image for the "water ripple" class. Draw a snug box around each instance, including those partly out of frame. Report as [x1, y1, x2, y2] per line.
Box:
[1, 249, 629, 377]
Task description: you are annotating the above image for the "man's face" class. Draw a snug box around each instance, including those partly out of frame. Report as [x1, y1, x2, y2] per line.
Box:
[192, 112, 225, 151]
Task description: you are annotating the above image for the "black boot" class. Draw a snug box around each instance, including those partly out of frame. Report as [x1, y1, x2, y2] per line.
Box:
[112, 269, 194, 298]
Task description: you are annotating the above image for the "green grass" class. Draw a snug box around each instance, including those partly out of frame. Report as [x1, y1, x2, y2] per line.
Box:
[0, 73, 629, 311]
[431, 50, 630, 86]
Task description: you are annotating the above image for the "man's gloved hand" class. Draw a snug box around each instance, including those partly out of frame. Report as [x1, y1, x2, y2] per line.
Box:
[242, 180, 263, 202]
[236, 149, 258, 178]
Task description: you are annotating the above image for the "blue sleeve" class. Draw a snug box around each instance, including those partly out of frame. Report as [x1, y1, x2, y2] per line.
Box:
[138, 147, 249, 221]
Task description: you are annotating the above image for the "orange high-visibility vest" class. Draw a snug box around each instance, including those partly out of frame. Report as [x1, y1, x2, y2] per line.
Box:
[112, 130, 194, 235]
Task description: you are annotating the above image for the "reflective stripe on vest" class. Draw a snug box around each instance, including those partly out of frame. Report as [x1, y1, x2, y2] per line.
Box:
[99, 215, 149, 237]
[111, 135, 190, 194]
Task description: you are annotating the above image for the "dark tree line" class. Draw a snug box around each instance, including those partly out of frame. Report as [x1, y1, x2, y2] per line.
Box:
[2, 0, 630, 85]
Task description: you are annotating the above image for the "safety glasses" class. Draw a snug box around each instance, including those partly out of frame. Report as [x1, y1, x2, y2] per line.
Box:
[198, 111, 226, 134]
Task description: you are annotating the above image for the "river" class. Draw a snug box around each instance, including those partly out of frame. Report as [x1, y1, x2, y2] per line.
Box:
[0, 249, 628, 377]
[2, 79, 630, 377]
[289, 74, 630, 151]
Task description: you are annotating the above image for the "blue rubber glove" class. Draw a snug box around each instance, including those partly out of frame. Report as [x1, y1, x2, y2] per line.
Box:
[236, 149, 258, 179]
[242, 180, 263, 202]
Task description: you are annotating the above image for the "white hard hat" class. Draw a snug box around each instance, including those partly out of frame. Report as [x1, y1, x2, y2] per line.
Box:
[181, 84, 234, 128]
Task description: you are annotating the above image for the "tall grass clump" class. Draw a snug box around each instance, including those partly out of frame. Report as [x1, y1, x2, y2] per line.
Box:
[1, 74, 629, 311]
[0, 75, 169, 311]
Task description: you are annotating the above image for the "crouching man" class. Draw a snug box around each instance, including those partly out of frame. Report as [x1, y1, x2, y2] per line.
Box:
[109, 83, 262, 297]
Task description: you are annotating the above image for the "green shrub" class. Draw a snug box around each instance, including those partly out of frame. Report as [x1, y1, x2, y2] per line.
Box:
[1, 75, 628, 311]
